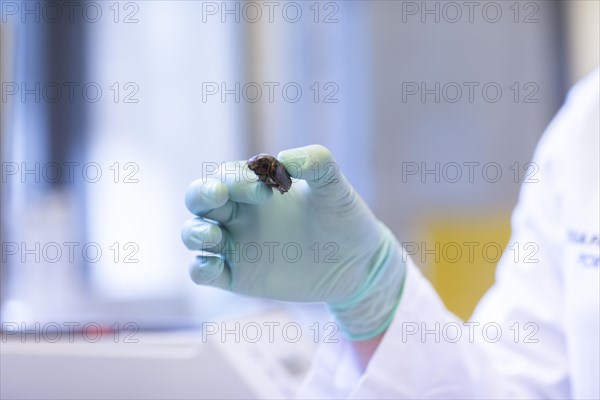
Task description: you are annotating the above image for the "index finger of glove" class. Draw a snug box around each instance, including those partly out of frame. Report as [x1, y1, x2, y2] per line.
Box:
[185, 162, 273, 217]
[185, 178, 229, 217]
[216, 161, 273, 204]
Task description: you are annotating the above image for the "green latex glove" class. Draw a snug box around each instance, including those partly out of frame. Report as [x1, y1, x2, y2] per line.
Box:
[181, 145, 406, 340]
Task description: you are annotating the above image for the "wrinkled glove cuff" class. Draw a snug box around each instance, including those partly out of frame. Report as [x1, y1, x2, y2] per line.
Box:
[328, 224, 407, 341]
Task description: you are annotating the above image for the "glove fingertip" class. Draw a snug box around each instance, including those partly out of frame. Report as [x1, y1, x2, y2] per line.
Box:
[181, 220, 223, 251]
[277, 148, 306, 179]
[185, 179, 229, 215]
[189, 255, 231, 290]
[278, 145, 341, 188]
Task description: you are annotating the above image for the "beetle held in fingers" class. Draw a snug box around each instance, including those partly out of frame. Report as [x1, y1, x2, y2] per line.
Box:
[247, 154, 292, 194]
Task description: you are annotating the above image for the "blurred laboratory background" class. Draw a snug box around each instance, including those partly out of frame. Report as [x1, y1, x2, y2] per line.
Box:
[1, 1, 599, 398]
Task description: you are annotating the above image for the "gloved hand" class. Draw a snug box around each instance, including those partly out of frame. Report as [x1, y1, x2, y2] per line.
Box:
[181, 145, 406, 340]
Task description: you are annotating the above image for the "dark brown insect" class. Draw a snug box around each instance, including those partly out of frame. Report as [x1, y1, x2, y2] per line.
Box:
[247, 154, 292, 194]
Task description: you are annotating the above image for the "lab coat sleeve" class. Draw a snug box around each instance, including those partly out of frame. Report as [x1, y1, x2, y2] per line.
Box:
[298, 73, 598, 399]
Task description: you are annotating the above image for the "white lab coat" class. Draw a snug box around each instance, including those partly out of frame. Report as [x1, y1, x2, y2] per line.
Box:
[300, 69, 600, 399]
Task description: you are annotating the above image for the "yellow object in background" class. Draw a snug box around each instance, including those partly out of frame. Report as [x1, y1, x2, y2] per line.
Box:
[421, 213, 512, 321]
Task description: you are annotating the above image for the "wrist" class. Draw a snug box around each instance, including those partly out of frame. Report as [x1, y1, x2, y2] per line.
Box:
[328, 225, 407, 341]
